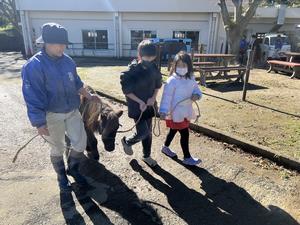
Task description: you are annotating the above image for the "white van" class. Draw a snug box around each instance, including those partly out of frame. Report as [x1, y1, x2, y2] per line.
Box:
[260, 33, 291, 61]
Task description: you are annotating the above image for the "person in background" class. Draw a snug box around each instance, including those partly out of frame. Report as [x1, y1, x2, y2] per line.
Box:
[239, 35, 249, 65]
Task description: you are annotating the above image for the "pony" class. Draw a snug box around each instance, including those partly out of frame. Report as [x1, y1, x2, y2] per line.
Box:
[79, 87, 123, 160]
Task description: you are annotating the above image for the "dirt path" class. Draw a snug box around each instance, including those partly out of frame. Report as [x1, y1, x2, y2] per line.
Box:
[0, 79, 299, 225]
[0, 52, 299, 225]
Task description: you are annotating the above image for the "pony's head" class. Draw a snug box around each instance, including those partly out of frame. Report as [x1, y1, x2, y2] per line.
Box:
[82, 97, 123, 152]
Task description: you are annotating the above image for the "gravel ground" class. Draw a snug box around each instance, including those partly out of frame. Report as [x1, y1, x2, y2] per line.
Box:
[0, 52, 299, 225]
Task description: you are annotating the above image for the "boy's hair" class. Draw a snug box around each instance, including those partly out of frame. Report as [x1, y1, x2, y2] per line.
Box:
[170, 51, 193, 79]
[138, 40, 157, 58]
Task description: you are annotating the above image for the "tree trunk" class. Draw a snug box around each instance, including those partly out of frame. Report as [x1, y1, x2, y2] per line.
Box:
[219, 0, 262, 57]
[226, 25, 244, 62]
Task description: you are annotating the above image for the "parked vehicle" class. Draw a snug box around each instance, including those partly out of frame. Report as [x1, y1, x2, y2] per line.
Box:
[260, 33, 291, 61]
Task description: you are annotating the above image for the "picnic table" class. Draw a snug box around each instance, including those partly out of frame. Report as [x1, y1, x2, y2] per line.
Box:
[284, 52, 300, 63]
[191, 53, 246, 86]
[191, 53, 235, 67]
[267, 52, 300, 79]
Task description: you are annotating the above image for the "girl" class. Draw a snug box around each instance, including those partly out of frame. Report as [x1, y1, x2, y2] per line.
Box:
[159, 51, 202, 166]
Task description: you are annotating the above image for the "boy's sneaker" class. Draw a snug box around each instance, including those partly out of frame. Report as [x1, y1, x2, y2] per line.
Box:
[143, 156, 157, 167]
[161, 146, 177, 158]
[121, 137, 133, 155]
[182, 157, 202, 166]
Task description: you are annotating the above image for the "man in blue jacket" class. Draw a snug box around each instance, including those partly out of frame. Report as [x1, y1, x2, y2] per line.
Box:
[22, 23, 100, 192]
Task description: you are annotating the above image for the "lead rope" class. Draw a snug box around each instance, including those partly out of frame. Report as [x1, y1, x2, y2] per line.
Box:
[152, 106, 161, 137]
[152, 98, 201, 137]
[13, 99, 201, 162]
[117, 108, 144, 133]
[12, 134, 73, 163]
[12, 99, 99, 163]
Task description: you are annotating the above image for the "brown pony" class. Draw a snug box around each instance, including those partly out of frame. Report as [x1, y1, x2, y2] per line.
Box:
[79, 87, 123, 160]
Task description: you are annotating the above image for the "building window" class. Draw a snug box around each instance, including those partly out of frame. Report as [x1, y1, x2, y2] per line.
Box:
[173, 31, 199, 50]
[131, 30, 157, 49]
[264, 38, 269, 45]
[82, 30, 108, 50]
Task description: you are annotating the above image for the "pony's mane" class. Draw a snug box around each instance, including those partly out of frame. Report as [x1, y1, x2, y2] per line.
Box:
[100, 99, 116, 117]
[81, 91, 117, 132]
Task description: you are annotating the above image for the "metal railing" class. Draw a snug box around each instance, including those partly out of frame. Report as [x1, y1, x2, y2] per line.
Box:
[33, 42, 208, 59]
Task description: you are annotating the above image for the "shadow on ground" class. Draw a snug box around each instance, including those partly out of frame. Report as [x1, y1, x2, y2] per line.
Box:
[129, 159, 299, 225]
[60, 156, 162, 225]
[246, 100, 300, 119]
[207, 81, 268, 93]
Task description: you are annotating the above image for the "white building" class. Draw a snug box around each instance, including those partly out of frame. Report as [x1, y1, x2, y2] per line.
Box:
[16, 0, 300, 57]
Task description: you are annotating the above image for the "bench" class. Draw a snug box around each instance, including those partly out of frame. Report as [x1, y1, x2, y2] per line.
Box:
[193, 61, 216, 67]
[198, 66, 246, 86]
[267, 60, 300, 79]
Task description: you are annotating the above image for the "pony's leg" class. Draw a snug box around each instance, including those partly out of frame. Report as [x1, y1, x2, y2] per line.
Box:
[86, 130, 99, 161]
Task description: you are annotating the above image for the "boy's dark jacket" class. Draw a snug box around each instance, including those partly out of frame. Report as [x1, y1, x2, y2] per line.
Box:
[120, 60, 162, 120]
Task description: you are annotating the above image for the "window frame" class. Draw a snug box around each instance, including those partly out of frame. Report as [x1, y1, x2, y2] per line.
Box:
[172, 30, 200, 50]
[130, 30, 157, 50]
[82, 29, 109, 50]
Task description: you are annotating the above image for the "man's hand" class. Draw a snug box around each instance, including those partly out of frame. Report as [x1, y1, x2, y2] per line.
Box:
[147, 97, 156, 106]
[139, 102, 147, 112]
[160, 112, 167, 120]
[37, 125, 50, 136]
[191, 94, 200, 101]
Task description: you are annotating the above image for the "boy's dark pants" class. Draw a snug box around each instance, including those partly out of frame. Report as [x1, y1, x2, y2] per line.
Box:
[125, 118, 152, 158]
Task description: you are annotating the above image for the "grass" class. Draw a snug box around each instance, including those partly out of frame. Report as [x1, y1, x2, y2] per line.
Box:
[0, 24, 14, 32]
[76, 65, 300, 162]
[283, 119, 300, 159]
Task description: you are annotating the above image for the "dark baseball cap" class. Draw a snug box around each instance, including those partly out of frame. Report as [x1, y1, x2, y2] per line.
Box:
[36, 23, 70, 45]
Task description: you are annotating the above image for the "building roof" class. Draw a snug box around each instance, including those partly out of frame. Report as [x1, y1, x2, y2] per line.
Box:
[16, 0, 221, 13]
[16, 0, 300, 19]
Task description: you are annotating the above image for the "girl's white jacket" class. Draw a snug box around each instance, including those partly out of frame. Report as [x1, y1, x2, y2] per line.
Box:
[159, 73, 202, 122]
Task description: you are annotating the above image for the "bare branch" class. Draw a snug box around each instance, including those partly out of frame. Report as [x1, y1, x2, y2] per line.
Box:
[232, 0, 243, 23]
[240, 0, 263, 27]
[218, 0, 231, 26]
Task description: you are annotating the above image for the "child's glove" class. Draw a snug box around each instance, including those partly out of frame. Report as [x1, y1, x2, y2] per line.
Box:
[160, 112, 167, 120]
[191, 94, 201, 101]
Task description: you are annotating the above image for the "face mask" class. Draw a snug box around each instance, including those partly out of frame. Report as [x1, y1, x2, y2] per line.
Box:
[176, 67, 188, 76]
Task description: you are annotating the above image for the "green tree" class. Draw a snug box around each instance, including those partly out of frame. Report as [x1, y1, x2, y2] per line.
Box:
[0, 0, 20, 33]
[261, 0, 300, 7]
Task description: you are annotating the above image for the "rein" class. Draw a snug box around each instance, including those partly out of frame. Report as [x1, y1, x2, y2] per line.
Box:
[12, 134, 72, 163]
[12, 97, 201, 163]
[118, 98, 201, 137]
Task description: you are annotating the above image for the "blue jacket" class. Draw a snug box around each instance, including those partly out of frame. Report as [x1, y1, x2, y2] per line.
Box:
[22, 49, 83, 127]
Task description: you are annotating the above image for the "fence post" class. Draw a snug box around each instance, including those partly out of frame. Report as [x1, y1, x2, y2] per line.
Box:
[157, 44, 162, 72]
[242, 49, 254, 101]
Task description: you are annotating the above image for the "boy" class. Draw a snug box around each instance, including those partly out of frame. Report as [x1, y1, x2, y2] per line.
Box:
[120, 40, 162, 167]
